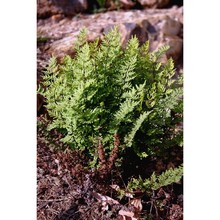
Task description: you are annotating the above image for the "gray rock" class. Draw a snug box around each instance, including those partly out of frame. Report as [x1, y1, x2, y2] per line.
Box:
[106, 0, 136, 10]
[137, 0, 170, 8]
[51, 0, 88, 14]
[155, 15, 182, 36]
[37, 0, 59, 18]
[37, 7, 183, 66]
[37, 0, 88, 18]
[155, 35, 183, 62]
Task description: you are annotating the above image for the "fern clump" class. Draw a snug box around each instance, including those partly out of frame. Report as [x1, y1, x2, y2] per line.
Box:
[38, 27, 183, 169]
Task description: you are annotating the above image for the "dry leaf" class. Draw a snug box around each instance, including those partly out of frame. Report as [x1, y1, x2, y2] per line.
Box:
[130, 198, 143, 212]
[91, 192, 119, 205]
[101, 201, 109, 211]
[120, 0, 135, 7]
[110, 184, 120, 191]
[125, 192, 133, 198]
[119, 209, 138, 220]
[54, 159, 62, 175]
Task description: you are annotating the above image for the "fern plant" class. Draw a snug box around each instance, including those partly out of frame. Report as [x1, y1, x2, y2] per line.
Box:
[38, 27, 183, 170]
[127, 165, 183, 196]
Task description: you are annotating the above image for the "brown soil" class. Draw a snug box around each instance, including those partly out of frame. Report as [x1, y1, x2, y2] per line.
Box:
[37, 115, 183, 220]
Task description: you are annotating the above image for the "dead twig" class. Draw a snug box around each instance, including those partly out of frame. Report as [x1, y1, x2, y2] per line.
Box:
[37, 197, 72, 202]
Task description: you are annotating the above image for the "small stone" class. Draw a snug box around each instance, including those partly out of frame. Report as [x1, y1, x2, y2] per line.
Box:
[137, 0, 170, 8]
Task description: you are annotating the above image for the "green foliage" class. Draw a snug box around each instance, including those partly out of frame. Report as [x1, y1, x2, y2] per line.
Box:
[39, 27, 183, 163]
[37, 36, 50, 43]
[127, 165, 183, 195]
[97, 0, 106, 8]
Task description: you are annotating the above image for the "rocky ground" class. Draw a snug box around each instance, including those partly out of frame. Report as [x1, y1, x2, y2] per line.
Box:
[37, 2, 183, 111]
[37, 1, 183, 219]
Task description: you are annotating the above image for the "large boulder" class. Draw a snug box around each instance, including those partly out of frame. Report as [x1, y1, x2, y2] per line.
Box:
[145, 12, 182, 62]
[37, 0, 59, 18]
[51, 0, 88, 14]
[37, 0, 88, 18]
[38, 7, 183, 61]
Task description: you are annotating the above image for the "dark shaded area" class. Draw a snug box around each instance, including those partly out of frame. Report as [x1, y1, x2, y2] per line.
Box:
[147, 23, 157, 34]
[166, 0, 183, 8]
[121, 146, 183, 182]
[51, 0, 87, 14]
[129, 0, 144, 10]
[87, 0, 100, 12]
[54, 204, 80, 220]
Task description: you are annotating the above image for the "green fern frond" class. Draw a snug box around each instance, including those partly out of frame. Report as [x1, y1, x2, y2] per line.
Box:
[150, 44, 170, 62]
[124, 111, 151, 147]
[73, 27, 88, 52]
[128, 165, 183, 194]
[41, 56, 58, 87]
[154, 165, 183, 189]
[114, 100, 140, 124]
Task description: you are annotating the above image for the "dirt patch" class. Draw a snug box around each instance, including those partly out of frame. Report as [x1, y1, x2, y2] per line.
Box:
[37, 115, 183, 220]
